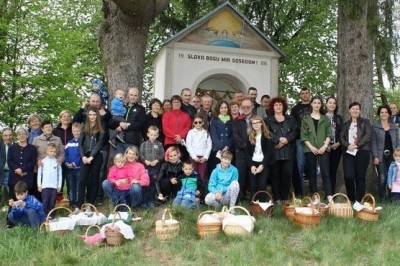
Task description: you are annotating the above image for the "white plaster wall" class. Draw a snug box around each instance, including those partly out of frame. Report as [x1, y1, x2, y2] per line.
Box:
[153, 42, 280, 102]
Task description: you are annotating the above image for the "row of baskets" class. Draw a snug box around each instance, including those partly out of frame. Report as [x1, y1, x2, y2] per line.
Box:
[284, 193, 381, 227]
[40, 204, 136, 246]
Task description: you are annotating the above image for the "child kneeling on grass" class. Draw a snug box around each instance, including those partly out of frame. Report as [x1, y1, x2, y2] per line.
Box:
[172, 160, 204, 208]
[205, 150, 240, 210]
[8, 181, 45, 229]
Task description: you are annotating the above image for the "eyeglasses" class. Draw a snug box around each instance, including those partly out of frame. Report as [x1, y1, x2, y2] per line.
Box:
[241, 105, 253, 109]
[194, 121, 203, 125]
[172, 101, 181, 104]
[252, 121, 262, 125]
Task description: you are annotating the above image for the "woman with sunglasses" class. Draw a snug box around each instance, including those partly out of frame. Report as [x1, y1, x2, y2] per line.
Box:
[185, 113, 212, 183]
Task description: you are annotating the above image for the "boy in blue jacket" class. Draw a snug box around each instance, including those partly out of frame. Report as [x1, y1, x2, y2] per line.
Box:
[205, 150, 240, 210]
[64, 122, 81, 211]
[8, 181, 45, 229]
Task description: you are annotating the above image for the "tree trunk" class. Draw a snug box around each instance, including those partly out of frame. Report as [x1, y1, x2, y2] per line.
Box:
[336, 0, 376, 194]
[337, 1, 374, 121]
[98, 0, 169, 95]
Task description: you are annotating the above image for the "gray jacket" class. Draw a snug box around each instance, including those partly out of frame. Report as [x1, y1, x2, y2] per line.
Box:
[371, 121, 399, 162]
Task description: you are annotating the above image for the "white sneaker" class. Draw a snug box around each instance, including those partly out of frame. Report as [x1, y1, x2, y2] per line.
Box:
[73, 207, 80, 215]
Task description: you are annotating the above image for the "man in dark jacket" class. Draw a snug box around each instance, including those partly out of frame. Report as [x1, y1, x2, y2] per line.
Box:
[111, 87, 146, 155]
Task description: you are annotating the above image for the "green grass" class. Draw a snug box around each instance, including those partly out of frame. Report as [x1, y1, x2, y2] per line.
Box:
[1, 203, 400, 265]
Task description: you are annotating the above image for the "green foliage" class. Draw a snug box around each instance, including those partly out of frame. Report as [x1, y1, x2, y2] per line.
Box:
[0, 0, 102, 128]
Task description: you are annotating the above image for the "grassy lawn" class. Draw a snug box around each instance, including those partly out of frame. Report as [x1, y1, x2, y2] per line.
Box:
[1, 202, 399, 265]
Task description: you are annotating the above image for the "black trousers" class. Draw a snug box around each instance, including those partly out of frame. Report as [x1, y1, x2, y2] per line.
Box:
[342, 150, 370, 202]
[271, 160, 293, 201]
[305, 152, 331, 197]
[235, 154, 250, 199]
[249, 161, 269, 202]
[329, 147, 342, 194]
[77, 153, 103, 207]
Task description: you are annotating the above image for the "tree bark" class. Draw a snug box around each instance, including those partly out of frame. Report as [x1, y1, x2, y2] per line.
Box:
[98, 0, 169, 95]
[337, 1, 374, 121]
[336, 0, 376, 194]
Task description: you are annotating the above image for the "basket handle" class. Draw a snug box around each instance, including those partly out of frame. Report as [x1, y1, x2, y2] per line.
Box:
[291, 192, 296, 205]
[113, 204, 132, 215]
[360, 193, 376, 208]
[197, 211, 219, 223]
[85, 225, 101, 237]
[301, 196, 316, 214]
[111, 212, 122, 226]
[46, 206, 73, 223]
[161, 208, 173, 222]
[227, 206, 251, 216]
[80, 203, 99, 215]
[331, 193, 351, 204]
[251, 190, 273, 202]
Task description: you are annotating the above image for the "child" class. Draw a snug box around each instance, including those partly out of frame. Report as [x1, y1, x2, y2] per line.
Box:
[104, 153, 133, 205]
[110, 88, 128, 147]
[37, 143, 62, 215]
[205, 150, 240, 210]
[64, 122, 81, 211]
[156, 146, 183, 201]
[387, 148, 400, 203]
[247, 115, 275, 202]
[185, 113, 212, 183]
[173, 160, 204, 208]
[91, 78, 110, 106]
[8, 181, 45, 229]
[140, 125, 165, 208]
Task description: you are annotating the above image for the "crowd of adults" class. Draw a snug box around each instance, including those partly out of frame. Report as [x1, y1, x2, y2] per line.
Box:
[1, 84, 399, 221]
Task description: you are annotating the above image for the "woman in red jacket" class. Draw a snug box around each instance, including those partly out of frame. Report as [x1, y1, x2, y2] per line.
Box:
[162, 95, 191, 161]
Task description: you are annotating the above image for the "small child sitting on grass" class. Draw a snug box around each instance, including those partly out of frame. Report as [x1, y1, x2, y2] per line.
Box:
[172, 160, 204, 208]
[8, 181, 45, 229]
[205, 150, 240, 210]
[103, 153, 133, 205]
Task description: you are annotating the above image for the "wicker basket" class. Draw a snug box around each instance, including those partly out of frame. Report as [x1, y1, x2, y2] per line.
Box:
[328, 193, 354, 218]
[283, 192, 297, 220]
[223, 206, 254, 237]
[105, 213, 125, 246]
[355, 193, 380, 222]
[250, 191, 274, 217]
[83, 225, 103, 246]
[197, 211, 222, 239]
[107, 204, 132, 224]
[155, 208, 180, 241]
[73, 203, 107, 226]
[313, 193, 329, 217]
[40, 207, 74, 235]
[293, 197, 320, 227]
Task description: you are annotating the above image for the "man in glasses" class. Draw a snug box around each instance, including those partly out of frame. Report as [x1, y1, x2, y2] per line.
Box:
[232, 97, 255, 201]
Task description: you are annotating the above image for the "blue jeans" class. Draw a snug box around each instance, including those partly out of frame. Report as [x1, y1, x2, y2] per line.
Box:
[8, 208, 42, 229]
[296, 139, 306, 179]
[2, 171, 9, 192]
[67, 168, 80, 207]
[102, 180, 142, 207]
[172, 197, 199, 208]
[377, 156, 393, 201]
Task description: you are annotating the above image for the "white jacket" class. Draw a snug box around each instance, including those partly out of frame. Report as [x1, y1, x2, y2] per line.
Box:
[37, 156, 62, 189]
[186, 128, 212, 160]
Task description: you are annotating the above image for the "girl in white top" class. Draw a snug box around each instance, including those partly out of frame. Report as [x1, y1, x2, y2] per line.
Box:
[247, 115, 274, 202]
[185, 113, 212, 183]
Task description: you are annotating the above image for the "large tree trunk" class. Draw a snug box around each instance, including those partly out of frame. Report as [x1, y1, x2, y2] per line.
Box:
[337, 1, 374, 121]
[336, 0, 376, 194]
[98, 0, 169, 95]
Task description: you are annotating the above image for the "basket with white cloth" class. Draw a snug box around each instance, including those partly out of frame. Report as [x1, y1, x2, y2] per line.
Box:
[70, 203, 107, 226]
[222, 206, 255, 237]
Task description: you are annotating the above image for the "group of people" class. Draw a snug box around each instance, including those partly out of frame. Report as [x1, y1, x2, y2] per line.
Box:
[1, 81, 400, 229]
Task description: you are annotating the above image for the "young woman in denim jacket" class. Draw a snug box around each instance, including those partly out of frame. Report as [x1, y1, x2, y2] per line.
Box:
[371, 105, 399, 201]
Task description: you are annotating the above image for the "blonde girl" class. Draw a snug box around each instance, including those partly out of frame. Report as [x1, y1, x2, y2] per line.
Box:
[247, 115, 275, 201]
